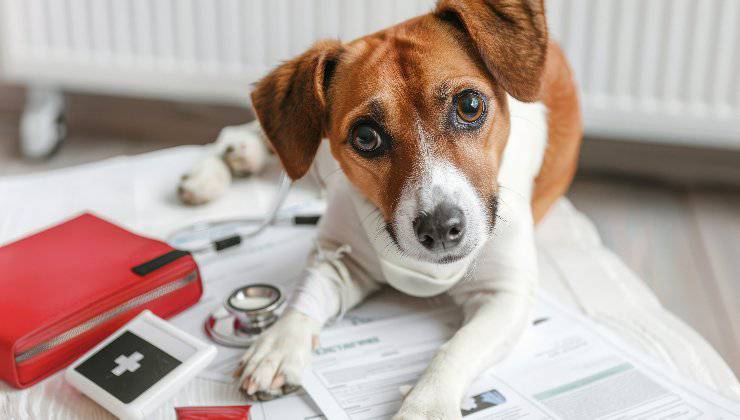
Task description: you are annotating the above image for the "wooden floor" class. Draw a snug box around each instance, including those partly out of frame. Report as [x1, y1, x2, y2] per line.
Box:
[568, 177, 740, 376]
[0, 88, 738, 377]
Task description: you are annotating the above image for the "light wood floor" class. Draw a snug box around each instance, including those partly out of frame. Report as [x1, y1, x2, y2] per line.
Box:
[0, 89, 738, 377]
[568, 176, 740, 376]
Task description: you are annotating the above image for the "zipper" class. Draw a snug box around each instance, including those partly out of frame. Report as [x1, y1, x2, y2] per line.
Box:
[15, 271, 197, 364]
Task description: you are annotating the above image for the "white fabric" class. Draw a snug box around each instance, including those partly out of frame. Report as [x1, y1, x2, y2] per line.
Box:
[1, 146, 737, 400]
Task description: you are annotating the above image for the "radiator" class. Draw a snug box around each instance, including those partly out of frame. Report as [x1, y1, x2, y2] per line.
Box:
[1, 0, 739, 148]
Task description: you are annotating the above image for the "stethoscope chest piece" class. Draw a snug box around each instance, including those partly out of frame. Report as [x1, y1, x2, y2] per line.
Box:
[205, 284, 284, 348]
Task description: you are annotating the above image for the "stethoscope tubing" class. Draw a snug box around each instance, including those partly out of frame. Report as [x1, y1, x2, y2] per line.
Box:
[170, 171, 320, 254]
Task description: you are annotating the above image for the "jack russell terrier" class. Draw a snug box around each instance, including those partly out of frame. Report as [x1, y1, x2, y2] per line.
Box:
[187, 0, 581, 418]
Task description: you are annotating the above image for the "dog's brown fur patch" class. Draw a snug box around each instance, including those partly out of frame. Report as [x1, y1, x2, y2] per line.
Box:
[532, 41, 582, 222]
[251, 40, 343, 180]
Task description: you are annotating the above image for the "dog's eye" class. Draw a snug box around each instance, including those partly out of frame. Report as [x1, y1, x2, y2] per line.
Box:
[350, 124, 384, 156]
[455, 91, 485, 124]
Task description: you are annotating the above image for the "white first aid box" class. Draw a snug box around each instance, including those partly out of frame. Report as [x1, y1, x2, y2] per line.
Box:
[65, 310, 217, 420]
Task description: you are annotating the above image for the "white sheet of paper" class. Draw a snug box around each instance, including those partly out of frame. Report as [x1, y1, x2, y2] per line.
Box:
[302, 294, 740, 419]
[246, 391, 324, 420]
[0, 157, 136, 244]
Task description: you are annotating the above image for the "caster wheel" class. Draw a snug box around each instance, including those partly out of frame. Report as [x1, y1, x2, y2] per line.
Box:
[20, 89, 67, 159]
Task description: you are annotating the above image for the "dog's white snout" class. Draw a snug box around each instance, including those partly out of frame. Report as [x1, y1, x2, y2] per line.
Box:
[394, 160, 488, 263]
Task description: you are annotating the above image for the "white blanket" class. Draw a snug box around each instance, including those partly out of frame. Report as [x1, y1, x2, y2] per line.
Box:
[1, 146, 738, 403]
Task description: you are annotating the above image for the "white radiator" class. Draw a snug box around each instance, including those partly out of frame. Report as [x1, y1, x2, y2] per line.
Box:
[549, 0, 740, 148]
[1, 0, 739, 148]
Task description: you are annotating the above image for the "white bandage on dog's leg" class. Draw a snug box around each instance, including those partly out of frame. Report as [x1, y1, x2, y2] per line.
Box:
[289, 244, 380, 325]
[236, 241, 379, 395]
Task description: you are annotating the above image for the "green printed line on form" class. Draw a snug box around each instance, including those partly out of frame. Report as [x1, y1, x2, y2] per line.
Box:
[533, 363, 633, 400]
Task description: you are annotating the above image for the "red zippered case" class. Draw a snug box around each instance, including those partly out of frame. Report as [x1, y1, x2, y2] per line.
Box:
[0, 213, 203, 388]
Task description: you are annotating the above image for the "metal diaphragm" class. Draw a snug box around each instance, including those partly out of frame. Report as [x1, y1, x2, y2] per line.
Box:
[204, 284, 284, 348]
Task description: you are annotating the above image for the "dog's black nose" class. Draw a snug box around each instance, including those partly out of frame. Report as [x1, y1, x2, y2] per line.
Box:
[413, 201, 466, 251]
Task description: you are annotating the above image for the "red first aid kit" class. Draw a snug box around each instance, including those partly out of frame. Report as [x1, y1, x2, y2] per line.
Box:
[0, 213, 203, 388]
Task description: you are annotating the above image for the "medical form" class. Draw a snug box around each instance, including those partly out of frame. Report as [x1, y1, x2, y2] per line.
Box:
[302, 294, 740, 419]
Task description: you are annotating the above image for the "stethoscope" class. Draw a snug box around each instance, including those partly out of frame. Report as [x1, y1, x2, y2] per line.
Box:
[166, 171, 318, 347]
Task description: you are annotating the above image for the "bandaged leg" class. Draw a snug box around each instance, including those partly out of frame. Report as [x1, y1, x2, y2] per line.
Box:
[236, 242, 380, 397]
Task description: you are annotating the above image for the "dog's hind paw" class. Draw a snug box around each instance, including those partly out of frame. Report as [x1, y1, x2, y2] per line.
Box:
[234, 309, 320, 398]
[219, 124, 269, 177]
[177, 154, 231, 205]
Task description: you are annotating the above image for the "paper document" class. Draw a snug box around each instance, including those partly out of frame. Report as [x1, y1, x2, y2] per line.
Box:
[246, 391, 324, 420]
[303, 294, 740, 419]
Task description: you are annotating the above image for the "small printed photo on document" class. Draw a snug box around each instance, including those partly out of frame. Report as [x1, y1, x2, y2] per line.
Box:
[461, 389, 507, 416]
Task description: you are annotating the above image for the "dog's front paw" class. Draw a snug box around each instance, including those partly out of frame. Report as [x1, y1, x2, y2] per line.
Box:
[177, 155, 231, 205]
[220, 125, 269, 177]
[393, 383, 462, 420]
[235, 309, 320, 399]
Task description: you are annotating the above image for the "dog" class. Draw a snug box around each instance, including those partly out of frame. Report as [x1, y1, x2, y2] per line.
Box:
[231, 0, 582, 418]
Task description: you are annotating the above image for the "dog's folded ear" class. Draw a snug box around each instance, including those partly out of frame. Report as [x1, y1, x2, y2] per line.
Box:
[435, 0, 547, 102]
[251, 40, 344, 180]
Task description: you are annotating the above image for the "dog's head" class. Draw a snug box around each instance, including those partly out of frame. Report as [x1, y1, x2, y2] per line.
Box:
[252, 0, 547, 264]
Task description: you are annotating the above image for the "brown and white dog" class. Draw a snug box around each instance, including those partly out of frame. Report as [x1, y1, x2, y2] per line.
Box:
[228, 0, 582, 418]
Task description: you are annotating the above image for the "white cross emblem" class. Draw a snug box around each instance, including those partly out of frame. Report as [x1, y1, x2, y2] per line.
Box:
[111, 352, 144, 376]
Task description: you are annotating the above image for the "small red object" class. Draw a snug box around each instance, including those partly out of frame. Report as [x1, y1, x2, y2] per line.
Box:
[175, 405, 251, 420]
